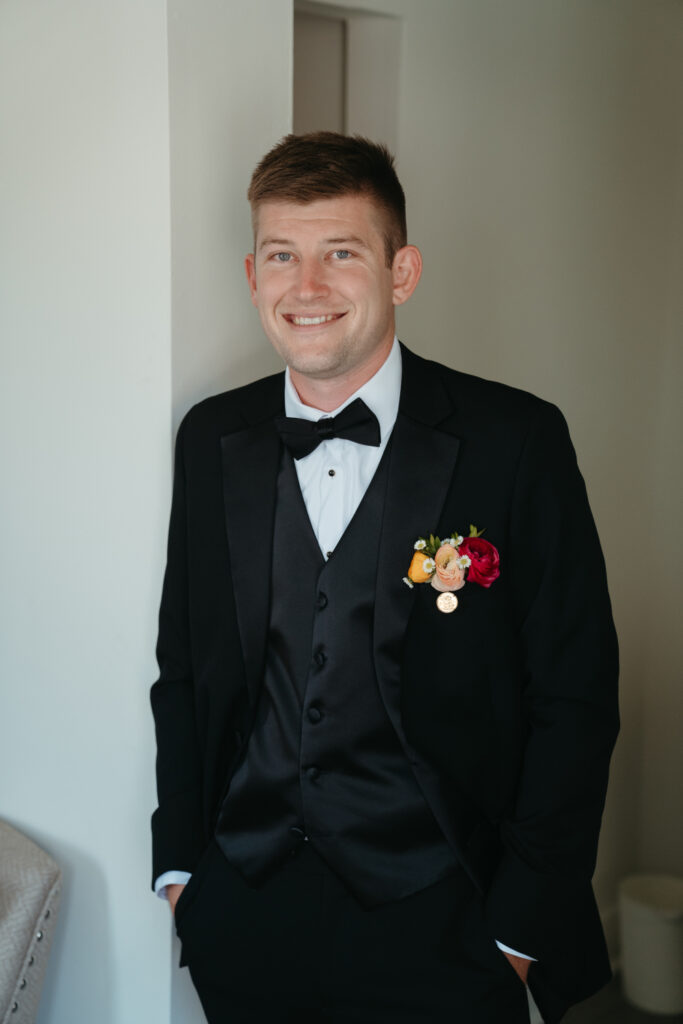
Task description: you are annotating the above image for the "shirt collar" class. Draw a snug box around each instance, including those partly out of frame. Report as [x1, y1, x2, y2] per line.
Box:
[284, 336, 402, 444]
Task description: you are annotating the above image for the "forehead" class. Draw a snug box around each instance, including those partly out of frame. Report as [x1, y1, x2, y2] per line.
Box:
[253, 194, 385, 248]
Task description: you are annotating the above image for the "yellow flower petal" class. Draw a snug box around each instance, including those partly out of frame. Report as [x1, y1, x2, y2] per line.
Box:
[407, 551, 434, 583]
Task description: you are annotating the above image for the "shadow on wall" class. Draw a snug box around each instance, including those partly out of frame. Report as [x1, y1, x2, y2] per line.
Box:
[173, 340, 283, 433]
[6, 824, 118, 1024]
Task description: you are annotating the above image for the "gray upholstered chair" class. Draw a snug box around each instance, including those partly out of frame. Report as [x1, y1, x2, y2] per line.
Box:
[0, 822, 62, 1024]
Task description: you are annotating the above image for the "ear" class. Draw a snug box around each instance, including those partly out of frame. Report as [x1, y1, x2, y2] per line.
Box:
[245, 253, 258, 306]
[391, 245, 422, 306]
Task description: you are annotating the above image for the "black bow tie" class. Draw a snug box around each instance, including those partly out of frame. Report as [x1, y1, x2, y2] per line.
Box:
[275, 397, 381, 460]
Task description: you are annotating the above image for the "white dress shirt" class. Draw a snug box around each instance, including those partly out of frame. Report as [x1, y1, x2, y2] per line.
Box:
[154, 339, 532, 966]
[284, 335, 401, 558]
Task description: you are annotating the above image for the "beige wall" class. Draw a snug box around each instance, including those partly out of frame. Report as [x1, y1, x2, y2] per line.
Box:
[294, 12, 346, 134]
[310, 0, 683, 951]
[638, 33, 683, 874]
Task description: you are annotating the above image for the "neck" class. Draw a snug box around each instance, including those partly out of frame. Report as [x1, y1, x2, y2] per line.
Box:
[289, 338, 393, 412]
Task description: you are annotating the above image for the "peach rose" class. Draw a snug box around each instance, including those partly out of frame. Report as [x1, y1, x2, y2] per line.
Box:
[430, 543, 467, 592]
[407, 551, 435, 583]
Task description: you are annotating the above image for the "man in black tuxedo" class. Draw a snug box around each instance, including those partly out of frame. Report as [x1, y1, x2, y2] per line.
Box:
[151, 133, 618, 1023]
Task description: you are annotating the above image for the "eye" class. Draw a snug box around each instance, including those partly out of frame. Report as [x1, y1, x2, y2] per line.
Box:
[332, 249, 351, 260]
[271, 252, 292, 262]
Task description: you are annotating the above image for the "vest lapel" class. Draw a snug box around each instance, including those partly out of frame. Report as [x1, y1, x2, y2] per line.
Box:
[221, 380, 283, 706]
[373, 346, 461, 737]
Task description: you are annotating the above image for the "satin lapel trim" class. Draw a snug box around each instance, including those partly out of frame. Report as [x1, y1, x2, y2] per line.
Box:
[221, 420, 281, 705]
[373, 370, 461, 737]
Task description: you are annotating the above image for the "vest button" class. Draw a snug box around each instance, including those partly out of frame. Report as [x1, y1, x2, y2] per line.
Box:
[307, 705, 323, 724]
[316, 592, 328, 610]
[314, 648, 327, 668]
[305, 765, 320, 781]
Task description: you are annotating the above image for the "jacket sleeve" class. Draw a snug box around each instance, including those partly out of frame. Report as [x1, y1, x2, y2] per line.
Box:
[150, 415, 206, 886]
[484, 401, 619, 1012]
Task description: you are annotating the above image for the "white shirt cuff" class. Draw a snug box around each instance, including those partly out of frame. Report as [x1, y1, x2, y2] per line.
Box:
[154, 870, 192, 899]
[495, 939, 537, 961]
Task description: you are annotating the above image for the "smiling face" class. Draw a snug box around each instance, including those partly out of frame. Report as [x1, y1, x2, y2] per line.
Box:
[245, 194, 421, 406]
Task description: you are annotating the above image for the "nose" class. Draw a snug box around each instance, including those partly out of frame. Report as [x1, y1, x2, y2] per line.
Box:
[294, 258, 329, 302]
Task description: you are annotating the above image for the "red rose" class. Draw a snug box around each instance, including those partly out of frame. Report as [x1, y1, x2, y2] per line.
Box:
[459, 537, 500, 588]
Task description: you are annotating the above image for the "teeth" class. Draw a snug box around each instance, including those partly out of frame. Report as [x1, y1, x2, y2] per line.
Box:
[290, 314, 339, 326]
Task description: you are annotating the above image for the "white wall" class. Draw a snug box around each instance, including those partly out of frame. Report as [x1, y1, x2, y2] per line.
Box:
[166, 1, 293, 1019]
[168, 0, 293, 429]
[0, 2, 173, 1021]
[1, 2, 294, 1022]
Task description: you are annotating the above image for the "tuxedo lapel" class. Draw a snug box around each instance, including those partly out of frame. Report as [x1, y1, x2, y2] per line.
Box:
[373, 346, 461, 735]
[221, 376, 284, 705]
[221, 349, 460, 713]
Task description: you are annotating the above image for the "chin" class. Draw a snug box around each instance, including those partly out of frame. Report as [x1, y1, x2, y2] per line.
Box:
[280, 341, 348, 378]
[288, 355, 343, 380]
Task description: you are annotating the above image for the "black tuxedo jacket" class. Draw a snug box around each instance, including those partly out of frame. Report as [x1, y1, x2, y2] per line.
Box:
[151, 345, 619, 1022]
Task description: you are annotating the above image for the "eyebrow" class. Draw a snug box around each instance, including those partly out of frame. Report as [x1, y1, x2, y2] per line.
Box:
[258, 237, 292, 250]
[324, 236, 369, 248]
[258, 235, 370, 251]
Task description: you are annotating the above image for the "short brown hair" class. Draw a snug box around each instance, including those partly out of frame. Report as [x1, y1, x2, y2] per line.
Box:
[247, 132, 407, 266]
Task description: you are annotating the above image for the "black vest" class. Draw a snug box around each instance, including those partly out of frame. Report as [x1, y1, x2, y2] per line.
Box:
[215, 446, 458, 906]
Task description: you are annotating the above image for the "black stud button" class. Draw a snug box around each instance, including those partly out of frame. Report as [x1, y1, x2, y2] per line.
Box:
[328, 468, 336, 477]
[307, 706, 323, 724]
[316, 592, 328, 610]
[306, 765, 320, 781]
[314, 649, 327, 668]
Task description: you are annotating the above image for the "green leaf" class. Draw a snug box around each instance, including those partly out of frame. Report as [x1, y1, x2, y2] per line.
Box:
[469, 524, 486, 537]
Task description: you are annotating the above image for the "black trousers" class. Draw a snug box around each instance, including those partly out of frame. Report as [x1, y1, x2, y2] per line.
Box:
[175, 840, 530, 1024]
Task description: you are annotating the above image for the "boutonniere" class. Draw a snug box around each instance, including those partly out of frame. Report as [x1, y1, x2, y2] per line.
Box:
[402, 525, 500, 613]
